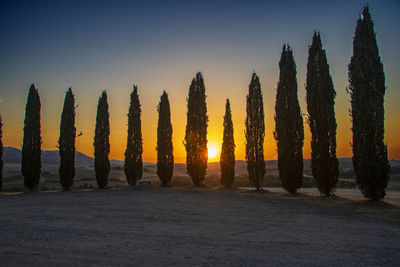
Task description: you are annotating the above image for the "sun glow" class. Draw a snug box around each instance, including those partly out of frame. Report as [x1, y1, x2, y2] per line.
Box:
[207, 141, 220, 161]
[208, 148, 218, 159]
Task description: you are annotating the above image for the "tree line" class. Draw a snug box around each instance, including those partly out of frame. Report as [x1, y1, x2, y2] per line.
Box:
[0, 6, 389, 200]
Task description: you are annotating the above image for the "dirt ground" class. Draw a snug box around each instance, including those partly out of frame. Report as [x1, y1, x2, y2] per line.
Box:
[0, 186, 399, 266]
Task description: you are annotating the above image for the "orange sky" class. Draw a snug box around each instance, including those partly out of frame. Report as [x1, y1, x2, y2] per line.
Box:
[1, 67, 399, 162]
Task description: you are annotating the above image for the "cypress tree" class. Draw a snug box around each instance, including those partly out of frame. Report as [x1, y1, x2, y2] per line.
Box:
[184, 72, 208, 186]
[94, 91, 110, 189]
[21, 84, 41, 190]
[0, 114, 3, 191]
[348, 6, 389, 200]
[58, 88, 76, 191]
[156, 91, 174, 186]
[245, 73, 265, 191]
[124, 85, 143, 186]
[306, 32, 339, 196]
[220, 99, 235, 189]
[274, 45, 304, 194]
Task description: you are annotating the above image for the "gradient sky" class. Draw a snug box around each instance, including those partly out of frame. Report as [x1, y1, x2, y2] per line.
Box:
[0, 0, 399, 162]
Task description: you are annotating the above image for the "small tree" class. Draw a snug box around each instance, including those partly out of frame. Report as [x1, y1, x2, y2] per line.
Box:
[22, 84, 41, 190]
[220, 99, 235, 189]
[306, 32, 339, 196]
[94, 91, 110, 189]
[0, 114, 3, 191]
[184, 72, 208, 186]
[348, 6, 389, 200]
[124, 85, 143, 186]
[58, 88, 76, 191]
[156, 91, 174, 186]
[274, 45, 304, 194]
[245, 73, 265, 190]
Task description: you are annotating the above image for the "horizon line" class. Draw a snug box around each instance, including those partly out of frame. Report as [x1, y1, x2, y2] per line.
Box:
[4, 146, 398, 162]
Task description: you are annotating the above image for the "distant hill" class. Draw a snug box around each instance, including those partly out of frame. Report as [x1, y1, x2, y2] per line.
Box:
[3, 146, 399, 175]
[4, 147, 93, 166]
[3, 147, 154, 166]
[3, 147, 21, 164]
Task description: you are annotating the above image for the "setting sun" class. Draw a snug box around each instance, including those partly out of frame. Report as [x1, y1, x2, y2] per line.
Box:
[207, 141, 220, 161]
[208, 147, 218, 159]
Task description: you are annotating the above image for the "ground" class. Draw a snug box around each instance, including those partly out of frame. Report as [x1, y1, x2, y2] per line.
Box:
[1, 187, 400, 266]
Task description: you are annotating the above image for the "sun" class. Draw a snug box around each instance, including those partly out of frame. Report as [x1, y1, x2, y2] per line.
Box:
[207, 141, 220, 161]
[208, 147, 218, 159]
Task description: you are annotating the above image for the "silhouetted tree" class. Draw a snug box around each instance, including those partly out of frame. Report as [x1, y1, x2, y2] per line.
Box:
[220, 99, 235, 189]
[58, 88, 76, 191]
[124, 85, 143, 186]
[306, 32, 339, 196]
[0, 114, 3, 191]
[274, 45, 304, 194]
[348, 6, 389, 200]
[21, 84, 41, 190]
[156, 91, 174, 186]
[184, 72, 208, 186]
[245, 73, 265, 191]
[94, 91, 110, 189]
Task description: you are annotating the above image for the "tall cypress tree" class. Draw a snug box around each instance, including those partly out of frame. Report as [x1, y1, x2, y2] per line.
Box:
[124, 85, 143, 186]
[245, 73, 265, 191]
[348, 6, 389, 200]
[274, 45, 304, 194]
[94, 91, 110, 189]
[306, 32, 339, 196]
[156, 91, 174, 186]
[58, 88, 76, 191]
[0, 114, 3, 191]
[220, 99, 235, 189]
[22, 84, 41, 190]
[184, 72, 208, 186]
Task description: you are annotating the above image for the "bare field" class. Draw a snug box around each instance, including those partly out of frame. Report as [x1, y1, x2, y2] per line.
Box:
[1, 186, 400, 266]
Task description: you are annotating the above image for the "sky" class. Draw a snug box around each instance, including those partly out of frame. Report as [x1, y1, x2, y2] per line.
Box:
[0, 0, 399, 162]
